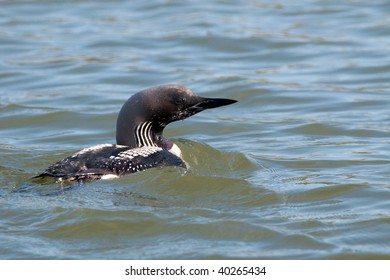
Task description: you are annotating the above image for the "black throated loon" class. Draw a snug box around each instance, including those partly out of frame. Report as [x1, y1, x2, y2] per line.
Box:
[35, 84, 237, 182]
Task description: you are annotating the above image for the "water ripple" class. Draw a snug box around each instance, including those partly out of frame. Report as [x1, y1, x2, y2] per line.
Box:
[1, 0, 390, 259]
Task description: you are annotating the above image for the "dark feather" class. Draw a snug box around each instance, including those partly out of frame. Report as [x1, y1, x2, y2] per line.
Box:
[34, 144, 186, 182]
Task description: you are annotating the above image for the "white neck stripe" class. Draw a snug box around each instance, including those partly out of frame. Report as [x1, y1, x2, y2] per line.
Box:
[135, 122, 155, 147]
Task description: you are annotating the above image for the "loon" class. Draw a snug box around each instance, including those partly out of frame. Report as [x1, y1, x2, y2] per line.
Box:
[35, 84, 237, 182]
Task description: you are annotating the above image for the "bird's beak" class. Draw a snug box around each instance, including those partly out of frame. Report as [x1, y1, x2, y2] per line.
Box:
[195, 97, 237, 110]
[179, 96, 237, 120]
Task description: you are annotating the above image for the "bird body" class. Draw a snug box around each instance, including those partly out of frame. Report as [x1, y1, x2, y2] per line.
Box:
[35, 84, 236, 182]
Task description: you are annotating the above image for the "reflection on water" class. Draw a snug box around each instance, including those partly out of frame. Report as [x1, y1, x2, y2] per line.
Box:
[1, 0, 390, 259]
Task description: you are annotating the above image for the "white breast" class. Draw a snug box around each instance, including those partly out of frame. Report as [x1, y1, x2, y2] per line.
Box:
[168, 143, 182, 158]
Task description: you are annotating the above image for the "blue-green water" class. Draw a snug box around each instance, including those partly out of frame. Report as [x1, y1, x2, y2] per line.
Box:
[1, 0, 390, 259]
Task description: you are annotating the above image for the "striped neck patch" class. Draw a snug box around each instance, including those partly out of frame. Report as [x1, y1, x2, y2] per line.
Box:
[135, 122, 156, 147]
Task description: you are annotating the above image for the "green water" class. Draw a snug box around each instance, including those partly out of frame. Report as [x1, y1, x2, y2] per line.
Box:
[1, 0, 390, 259]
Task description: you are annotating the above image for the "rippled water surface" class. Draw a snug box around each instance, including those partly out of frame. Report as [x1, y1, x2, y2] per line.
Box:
[1, 0, 390, 259]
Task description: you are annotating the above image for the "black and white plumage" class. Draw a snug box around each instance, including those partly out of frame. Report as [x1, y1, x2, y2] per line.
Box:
[35, 84, 237, 182]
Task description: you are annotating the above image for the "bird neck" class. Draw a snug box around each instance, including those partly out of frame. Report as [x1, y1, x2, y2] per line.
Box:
[117, 120, 171, 149]
[134, 121, 157, 147]
[134, 121, 178, 155]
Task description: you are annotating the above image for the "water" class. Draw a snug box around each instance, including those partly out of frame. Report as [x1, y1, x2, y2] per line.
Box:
[1, 0, 390, 259]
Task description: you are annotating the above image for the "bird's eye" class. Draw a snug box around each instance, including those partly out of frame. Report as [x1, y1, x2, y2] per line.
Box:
[175, 97, 186, 105]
